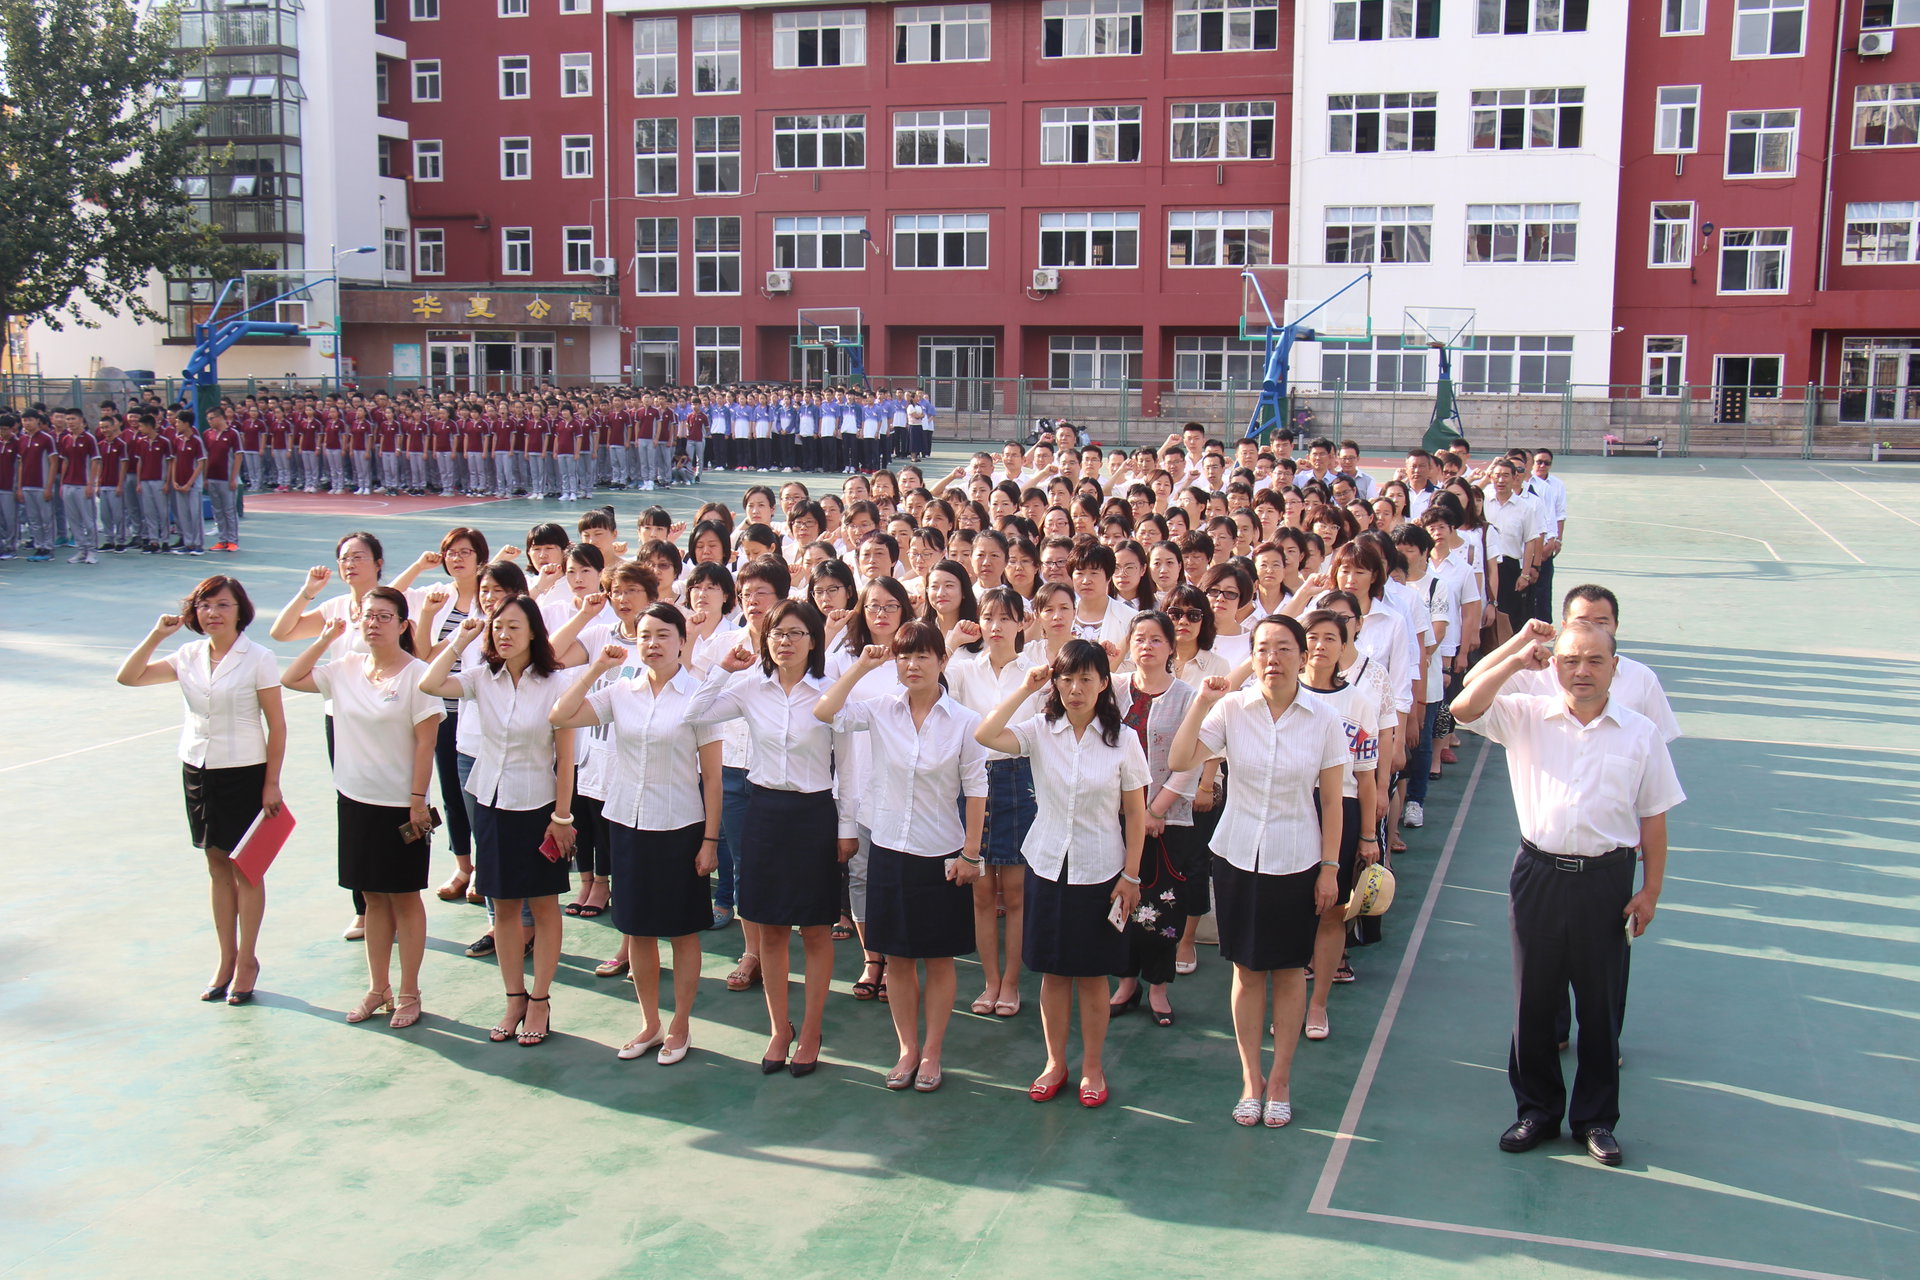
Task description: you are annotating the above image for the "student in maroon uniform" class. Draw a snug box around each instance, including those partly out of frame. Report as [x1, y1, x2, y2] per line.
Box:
[429, 410, 457, 495]
[56, 411, 102, 564]
[0, 414, 21, 559]
[346, 409, 374, 496]
[201, 408, 241, 553]
[267, 407, 293, 492]
[14, 408, 59, 561]
[96, 416, 131, 552]
[130, 411, 173, 551]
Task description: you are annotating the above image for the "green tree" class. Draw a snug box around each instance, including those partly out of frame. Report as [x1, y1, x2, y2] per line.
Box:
[0, 0, 262, 370]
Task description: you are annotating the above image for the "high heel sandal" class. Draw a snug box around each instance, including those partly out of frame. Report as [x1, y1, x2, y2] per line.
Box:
[200, 983, 229, 1002]
[436, 870, 472, 902]
[346, 988, 393, 1023]
[726, 956, 762, 992]
[761, 1021, 795, 1074]
[389, 991, 423, 1029]
[515, 995, 550, 1045]
[490, 992, 529, 1043]
[853, 959, 885, 1001]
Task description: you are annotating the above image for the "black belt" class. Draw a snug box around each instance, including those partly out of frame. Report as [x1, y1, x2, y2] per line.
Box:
[1521, 840, 1635, 873]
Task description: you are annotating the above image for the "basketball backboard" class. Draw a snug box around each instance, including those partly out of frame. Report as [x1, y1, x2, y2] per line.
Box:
[797, 307, 863, 349]
[1403, 306, 1478, 350]
[1239, 266, 1373, 343]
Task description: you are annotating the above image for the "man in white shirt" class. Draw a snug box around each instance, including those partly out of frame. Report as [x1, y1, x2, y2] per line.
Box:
[1523, 449, 1569, 623]
[1294, 437, 1336, 490]
[1482, 458, 1547, 643]
[1335, 440, 1375, 501]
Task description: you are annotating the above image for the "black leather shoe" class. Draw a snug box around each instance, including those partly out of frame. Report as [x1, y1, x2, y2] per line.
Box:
[1580, 1127, 1623, 1166]
[1499, 1116, 1558, 1153]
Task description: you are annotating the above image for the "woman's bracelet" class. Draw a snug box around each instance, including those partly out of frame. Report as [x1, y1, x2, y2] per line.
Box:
[410, 792, 428, 798]
[956, 852, 982, 865]
[1319, 860, 1341, 869]
[701, 836, 720, 844]
[1358, 835, 1379, 843]
[550, 813, 574, 826]
[1119, 871, 1141, 885]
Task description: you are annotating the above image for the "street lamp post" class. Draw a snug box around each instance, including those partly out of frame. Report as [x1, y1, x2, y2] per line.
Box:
[330, 243, 378, 390]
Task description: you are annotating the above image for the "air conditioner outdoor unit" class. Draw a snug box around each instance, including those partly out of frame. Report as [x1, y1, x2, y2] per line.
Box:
[1031, 268, 1060, 291]
[764, 270, 792, 293]
[1861, 29, 1895, 56]
[275, 300, 309, 327]
[590, 256, 619, 276]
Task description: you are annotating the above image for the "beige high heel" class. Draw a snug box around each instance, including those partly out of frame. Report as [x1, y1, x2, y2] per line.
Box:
[345, 988, 393, 1023]
[389, 991, 423, 1029]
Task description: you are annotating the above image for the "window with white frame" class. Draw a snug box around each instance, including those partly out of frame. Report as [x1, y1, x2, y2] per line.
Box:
[561, 53, 592, 97]
[1333, 0, 1440, 39]
[562, 134, 594, 178]
[1173, 335, 1265, 389]
[1173, 0, 1279, 52]
[383, 227, 408, 274]
[1852, 84, 1920, 148]
[1167, 209, 1273, 267]
[1727, 109, 1797, 176]
[1864, 0, 1920, 27]
[500, 0, 529, 16]
[502, 227, 532, 274]
[693, 115, 741, 193]
[413, 139, 443, 181]
[1049, 335, 1142, 390]
[499, 55, 530, 99]
[501, 136, 531, 180]
[1644, 337, 1686, 395]
[411, 59, 441, 102]
[1170, 101, 1276, 160]
[1467, 203, 1579, 263]
[1320, 337, 1425, 393]
[894, 5, 990, 63]
[894, 109, 989, 166]
[1325, 205, 1433, 264]
[1039, 212, 1140, 267]
[695, 326, 742, 384]
[1655, 86, 1699, 152]
[560, 0, 590, 12]
[1328, 93, 1437, 153]
[893, 213, 989, 267]
[774, 10, 866, 67]
[773, 216, 867, 270]
[415, 228, 446, 274]
[1843, 201, 1920, 264]
[376, 61, 390, 106]
[693, 217, 742, 294]
[1662, 0, 1705, 33]
[1476, 0, 1588, 34]
[1650, 202, 1694, 267]
[378, 137, 397, 177]
[773, 114, 865, 169]
[1042, 0, 1143, 57]
[693, 14, 741, 94]
[634, 119, 678, 194]
[633, 18, 678, 96]
[1459, 335, 1573, 394]
[1733, 0, 1804, 57]
[412, 0, 438, 19]
[1471, 87, 1584, 149]
[1718, 227, 1790, 292]
[635, 218, 678, 294]
[563, 226, 596, 274]
[1040, 106, 1142, 164]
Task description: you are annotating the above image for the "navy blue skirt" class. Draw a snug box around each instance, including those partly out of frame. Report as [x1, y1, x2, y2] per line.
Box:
[1211, 857, 1318, 972]
[1022, 861, 1126, 978]
[474, 802, 571, 901]
[608, 821, 710, 939]
[865, 845, 975, 959]
[738, 785, 840, 927]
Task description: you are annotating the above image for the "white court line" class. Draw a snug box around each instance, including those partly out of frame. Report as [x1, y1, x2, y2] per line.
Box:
[0, 691, 313, 775]
[1809, 468, 1920, 530]
[1742, 466, 1867, 564]
[1579, 516, 1781, 562]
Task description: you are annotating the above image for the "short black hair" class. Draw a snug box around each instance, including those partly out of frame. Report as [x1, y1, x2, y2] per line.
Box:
[1562, 583, 1620, 624]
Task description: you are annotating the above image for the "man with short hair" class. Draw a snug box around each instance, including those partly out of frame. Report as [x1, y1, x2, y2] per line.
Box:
[201, 407, 241, 552]
[96, 414, 131, 552]
[168, 409, 207, 555]
[1295, 436, 1336, 489]
[1336, 440, 1375, 500]
[15, 408, 60, 560]
[1525, 449, 1568, 622]
[1404, 448, 1440, 517]
[1483, 458, 1546, 642]
[0, 414, 21, 559]
[56, 408, 102, 563]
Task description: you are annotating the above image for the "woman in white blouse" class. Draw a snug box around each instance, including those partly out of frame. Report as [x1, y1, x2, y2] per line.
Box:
[976, 640, 1148, 1110]
[814, 624, 988, 1093]
[1067, 541, 1137, 651]
[1169, 616, 1349, 1130]
[552, 603, 721, 1065]
[282, 586, 443, 1029]
[117, 575, 286, 1005]
[420, 596, 576, 1046]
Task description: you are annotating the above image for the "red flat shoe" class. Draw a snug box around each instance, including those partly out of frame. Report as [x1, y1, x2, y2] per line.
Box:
[1079, 1084, 1110, 1109]
[1029, 1073, 1068, 1103]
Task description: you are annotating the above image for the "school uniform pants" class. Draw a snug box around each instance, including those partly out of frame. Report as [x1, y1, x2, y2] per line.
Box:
[301, 450, 323, 489]
[137, 481, 168, 542]
[0, 490, 19, 553]
[607, 444, 629, 487]
[99, 484, 129, 545]
[270, 449, 292, 487]
[21, 486, 56, 551]
[169, 481, 205, 551]
[61, 486, 99, 553]
[208, 482, 240, 546]
[240, 450, 262, 490]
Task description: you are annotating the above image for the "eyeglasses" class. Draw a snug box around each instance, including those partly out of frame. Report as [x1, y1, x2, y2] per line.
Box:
[739, 587, 777, 604]
[1204, 588, 1241, 603]
[1326, 612, 1357, 624]
[362, 611, 401, 624]
[1166, 607, 1206, 623]
[864, 601, 902, 616]
[337, 552, 373, 566]
[769, 628, 811, 642]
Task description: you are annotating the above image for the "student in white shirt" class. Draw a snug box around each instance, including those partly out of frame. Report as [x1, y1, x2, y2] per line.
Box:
[1523, 449, 1568, 624]
[1482, 458, 1547, 644]
[832, 575, 912, 999]
[976, 640, 1149, 1111]
[117, 575, 286, 1007]
[815, 624, 989, 1093]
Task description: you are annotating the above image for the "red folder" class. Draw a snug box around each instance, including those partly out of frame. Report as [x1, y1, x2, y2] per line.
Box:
[232, 803, 297, 885]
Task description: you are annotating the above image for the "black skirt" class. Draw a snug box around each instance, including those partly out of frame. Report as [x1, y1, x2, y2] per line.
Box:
[1023, 863, 1126, 978]
[337, 794, 430, 894]
[474, 801, 572, 900]
[738, 785, 840, 927]
[182, 762, 266, 853]
[865, 845, 975, 959]
[608, 821, 711, 939]
[1211, 856, 1319, 972]
[1162, 821, 1212, 916]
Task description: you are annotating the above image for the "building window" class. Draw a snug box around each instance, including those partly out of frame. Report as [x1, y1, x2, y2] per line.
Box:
[773, 114, 866, 169]
[383, 227, 409, 274]
[1173, 335, 1265, 389]
[1049, 335, 1142, 389]
[1726, 109, 1798, 177]
[561, 52, 592, 97]
[1650, 202, 1694, 267]
[1476, 0, 1588, 34]
[693, 116, 741, 193]
[894, 5, 991, 63]
[695, 326, 742, 384]
[635, 218, 679, 294]
[562, 134, 594, 178]
[1733, 0, 1805, 57]
[500, 0, 529, 16]
[412, 0, 438, 19]
[1718, 228, 1790, 293]
[376, 60, 389, 107]
[1040, 106, 1141, 164]
[1852, 84, 1920, 148]
[563, 226, 596, 274]
[1466, 203, 1579, 263]
[633, 18, 678, 96]
[1167, 209, 1273, 267]
[501, 227, 533, 275]
[1173, 0, 1279, 52]
[1039, 211, 1140, 268]
[1321, 336, 1425, 392]
[560, 0, 591, 12]
[378, 137, 397, 177]
[1865, 0, 1920, 27]
[499, 55, 530, 99]
[634, 118, 678, 194]
[773, 215, 867, 270]
[1333, 0, 1440, 39]
[1662, 0, 1705, 33]
[411, 59, 441, 102]
[693, 14, 741, 94]
[1170, 101, 1276, 161]
[892, 213, 989, 268]
[694, 217, 742, 293]
[1843, 201, 1919, 264]
[774, 10, 866, 68]
[1459, 335, 1573, 393]
[1839, 337, 1920, 421]
[1471, 87, 1583, 150]
[1644, 337, 1686, 395]
[413, 139, 443, 181]
[1325, 205, 1433, 264]
[1655, 86, 1699, 152]
[894, 109, 989, 166]
[1042, 0, 1143, 57]
[1328, 93, 1437, 153]
[501, 136, 531, 180]
[415, 228, 445, 275]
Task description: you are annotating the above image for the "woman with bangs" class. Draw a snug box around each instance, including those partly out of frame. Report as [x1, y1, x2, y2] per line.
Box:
[1023, 581, 1079, 668]
[1067, 540, 1136, 651]
[1004, 536, 1040, 599]
[1111, 539, 1155, 613]
[1201, 562, 1255, 669]
[920, 558, 981, 653]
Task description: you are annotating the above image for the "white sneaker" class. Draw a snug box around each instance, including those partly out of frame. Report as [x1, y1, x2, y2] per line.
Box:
[82, 551, 99, 564]
[640, 481, 654, 491]
[67, 551, 86, 564]
[1404, 801, 1425, 828]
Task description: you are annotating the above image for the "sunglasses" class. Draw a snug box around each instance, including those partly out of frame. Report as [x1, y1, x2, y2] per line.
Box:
[1165, 607, 1207, 623]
